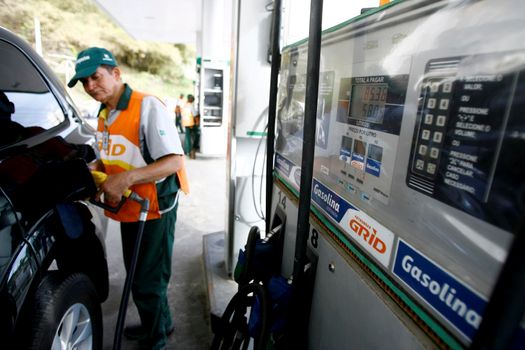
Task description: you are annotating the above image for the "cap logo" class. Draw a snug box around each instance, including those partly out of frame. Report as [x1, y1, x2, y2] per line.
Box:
[102, 53, 113, 62]
[76, 55, 91, 65]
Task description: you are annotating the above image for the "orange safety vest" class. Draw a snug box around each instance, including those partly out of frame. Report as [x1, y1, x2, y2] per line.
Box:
[97, 91, 189, 222]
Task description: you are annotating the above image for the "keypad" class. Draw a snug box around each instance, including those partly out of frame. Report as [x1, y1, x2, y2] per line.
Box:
[411, 77, 453, 178]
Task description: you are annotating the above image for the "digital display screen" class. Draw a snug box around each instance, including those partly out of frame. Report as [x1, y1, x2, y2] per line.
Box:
[349, 83, 388, 124]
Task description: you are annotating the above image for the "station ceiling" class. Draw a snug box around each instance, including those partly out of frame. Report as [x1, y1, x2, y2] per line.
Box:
[92, 0, 202, 44]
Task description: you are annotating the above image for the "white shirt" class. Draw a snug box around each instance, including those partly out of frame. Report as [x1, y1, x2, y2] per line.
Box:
[106, 95, 184, 161]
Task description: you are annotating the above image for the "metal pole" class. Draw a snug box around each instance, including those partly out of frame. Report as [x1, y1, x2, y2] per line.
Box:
[289, 0, 323, 346]
[225, 0, 242, 275]
[265, 0, 282, 233]
[292, 0, 323, 295]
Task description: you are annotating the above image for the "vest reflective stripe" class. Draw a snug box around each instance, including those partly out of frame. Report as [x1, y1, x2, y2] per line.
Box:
[97, 91, 160, 222]
[159, 190, 180, 215]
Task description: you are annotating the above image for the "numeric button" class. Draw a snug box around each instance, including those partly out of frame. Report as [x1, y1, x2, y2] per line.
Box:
[436, 115, 446, 127]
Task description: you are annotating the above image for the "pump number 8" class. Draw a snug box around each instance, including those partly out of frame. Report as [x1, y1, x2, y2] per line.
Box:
[310, 229, 319, 249]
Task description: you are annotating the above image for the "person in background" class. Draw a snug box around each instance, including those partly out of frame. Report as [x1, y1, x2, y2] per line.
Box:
[181, 94, 200, 159]
[174, 93, 184, 134]
[176, 93, 185, 109]
[68, 47, 189, 350]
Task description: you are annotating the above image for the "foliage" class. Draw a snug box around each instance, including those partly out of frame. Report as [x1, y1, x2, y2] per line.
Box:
[0, 0, 196, 103]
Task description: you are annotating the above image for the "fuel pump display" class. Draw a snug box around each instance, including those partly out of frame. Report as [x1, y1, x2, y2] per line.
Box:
[348, 78, 389, 124]
[327, 74, 409, 204]
[407, 53, 525, 233]
[271, 0, 525, 348]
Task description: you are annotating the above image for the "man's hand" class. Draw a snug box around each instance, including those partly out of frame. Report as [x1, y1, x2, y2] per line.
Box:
[95, 154, 183, 205]
[97, 171, 132, 205]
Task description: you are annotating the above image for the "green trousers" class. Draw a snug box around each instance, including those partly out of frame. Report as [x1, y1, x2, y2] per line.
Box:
[184, 125, 199, 155]
[121, 206, 177, 348]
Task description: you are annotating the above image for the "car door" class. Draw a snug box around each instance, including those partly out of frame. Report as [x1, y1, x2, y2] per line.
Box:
[0, 187, 37, 340]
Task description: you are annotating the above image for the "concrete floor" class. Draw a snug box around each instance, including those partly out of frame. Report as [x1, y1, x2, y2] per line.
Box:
[100, 155, 233, 350]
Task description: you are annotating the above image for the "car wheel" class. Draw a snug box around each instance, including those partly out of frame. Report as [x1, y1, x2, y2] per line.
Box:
[28, 271, 102, 350]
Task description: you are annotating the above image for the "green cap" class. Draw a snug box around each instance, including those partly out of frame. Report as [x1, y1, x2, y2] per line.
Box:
[68, 47, 118, 87]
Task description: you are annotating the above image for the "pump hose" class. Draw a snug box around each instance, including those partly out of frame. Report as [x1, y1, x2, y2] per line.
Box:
[89, 170, 150, 350]
[112, 197, 149, 350]
[211, 283, 270, 350]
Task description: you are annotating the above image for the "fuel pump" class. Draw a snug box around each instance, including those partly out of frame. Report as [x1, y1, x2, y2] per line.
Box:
[269, 0, 525, 348]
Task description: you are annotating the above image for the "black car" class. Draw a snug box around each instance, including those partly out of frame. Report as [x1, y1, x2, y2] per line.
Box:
[0, 26, 108, 349]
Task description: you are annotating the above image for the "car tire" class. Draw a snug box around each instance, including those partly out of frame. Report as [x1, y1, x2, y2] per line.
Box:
[28, 271, 102, 350]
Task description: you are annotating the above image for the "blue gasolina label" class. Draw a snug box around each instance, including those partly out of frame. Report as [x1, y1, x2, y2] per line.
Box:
[365, 158, 381, 177]
[275, 153, 302, 189]
[311, 179, 354, 222]
[393, 239, 486, 341]
[275, 153, 293, 177]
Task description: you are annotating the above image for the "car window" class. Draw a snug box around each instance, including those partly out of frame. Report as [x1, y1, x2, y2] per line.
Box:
[0, 39, 65, 147]
[0, 189, 21, 281]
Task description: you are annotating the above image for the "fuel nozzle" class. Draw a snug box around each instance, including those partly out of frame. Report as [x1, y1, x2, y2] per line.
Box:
[90, 170, 149, 213]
